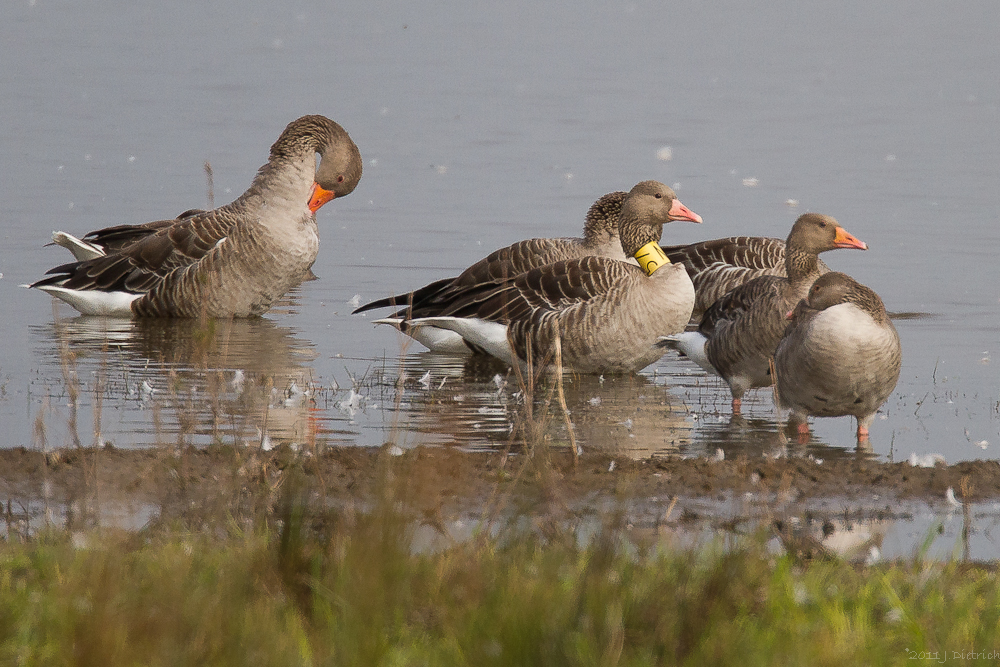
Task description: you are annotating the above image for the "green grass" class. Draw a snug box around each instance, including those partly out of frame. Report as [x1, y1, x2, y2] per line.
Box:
[2, 504, 999, 666]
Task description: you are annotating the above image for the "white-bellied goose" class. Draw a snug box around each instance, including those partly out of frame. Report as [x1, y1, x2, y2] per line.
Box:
[358, 187, 701, 353]
[29, 115, 362, 317]
[659, 213, 868, 413]
[774, 271, 901, 442]
[381, 181, 701, 373]
[661, 236, 831, 322]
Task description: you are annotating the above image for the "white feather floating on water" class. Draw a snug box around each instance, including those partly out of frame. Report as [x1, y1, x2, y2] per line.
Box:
[231, 370, 246, 394]
[908, 452, 946, 468]
[418, 371, 431, 390]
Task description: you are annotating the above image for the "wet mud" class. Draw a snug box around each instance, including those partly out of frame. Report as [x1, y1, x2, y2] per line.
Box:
[3, 444, 998, 523]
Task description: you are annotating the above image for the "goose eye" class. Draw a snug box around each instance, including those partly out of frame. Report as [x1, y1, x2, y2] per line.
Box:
[337, 175, 345, 183]
[654, 193, 662, 199]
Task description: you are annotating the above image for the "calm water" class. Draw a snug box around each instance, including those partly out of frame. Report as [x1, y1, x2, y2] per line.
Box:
[1, 0, 998, 462]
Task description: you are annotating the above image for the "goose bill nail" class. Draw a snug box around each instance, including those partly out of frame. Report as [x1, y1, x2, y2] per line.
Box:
[308, 182, 336, 212]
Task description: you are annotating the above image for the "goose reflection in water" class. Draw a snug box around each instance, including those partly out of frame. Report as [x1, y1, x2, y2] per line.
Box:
[32, 284, 694, 456]
[384, 351, 692, 459]
[31, 304, 326, 451]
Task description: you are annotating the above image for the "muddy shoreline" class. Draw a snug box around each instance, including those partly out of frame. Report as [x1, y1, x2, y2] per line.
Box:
[3, 445, 998, 515]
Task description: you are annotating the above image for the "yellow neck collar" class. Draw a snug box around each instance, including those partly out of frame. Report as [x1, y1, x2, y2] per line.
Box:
[634, 242, 670, 276]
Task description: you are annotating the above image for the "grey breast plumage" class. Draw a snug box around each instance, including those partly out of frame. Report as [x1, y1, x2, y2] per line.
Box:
[774, 271, 901, 437]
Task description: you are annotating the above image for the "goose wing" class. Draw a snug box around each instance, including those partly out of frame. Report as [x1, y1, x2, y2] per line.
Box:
[698, 274, 783, 337]
[663, 237, 792, 318]
[353, 237, 581, 316]
[428, 255, 630, 323]
[80, 209, 206, 254]
[34, 208, 240, 294]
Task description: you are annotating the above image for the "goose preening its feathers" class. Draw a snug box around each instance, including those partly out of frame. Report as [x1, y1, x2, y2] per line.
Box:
[29, 115, 362, 318]
[357, 185, 701, 355]
[774, 271, 901, 442]
[372, 181, 702, 373]
[659, 213, 868, 413]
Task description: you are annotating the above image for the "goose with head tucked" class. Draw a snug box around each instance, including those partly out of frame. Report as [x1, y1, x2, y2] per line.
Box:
[659, 213, 868, 413]
[775, 271, 901, 442]
[29, 115, 362, 317]
[355, 188, 702, 353]
[385, 181, 701, 374]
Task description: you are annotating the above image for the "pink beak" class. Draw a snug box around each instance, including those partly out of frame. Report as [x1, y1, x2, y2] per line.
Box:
[669, 198, 703, 223]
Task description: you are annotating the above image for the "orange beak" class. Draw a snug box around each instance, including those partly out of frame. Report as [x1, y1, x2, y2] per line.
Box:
[833, 226, 868, 250]
[668, 198, 703, 223]
[308, 182, 336, 213]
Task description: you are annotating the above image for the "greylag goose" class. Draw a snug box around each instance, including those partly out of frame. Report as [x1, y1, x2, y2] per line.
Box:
[661, 236, 831, 322]
[774, 271, 901, 442]
[384, 181, 700, 373]
[29, 115, 362, 317]
[659, 213, 868, 413]
[357, 187, 702, 353]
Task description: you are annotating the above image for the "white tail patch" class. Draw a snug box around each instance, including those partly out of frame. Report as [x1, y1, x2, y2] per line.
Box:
[658, 332, 715, 375]
[408, 316, 514, 363]
[372, 317, 473, 354]
[34, 285, 140, 317]
[51, 231, 105, 261]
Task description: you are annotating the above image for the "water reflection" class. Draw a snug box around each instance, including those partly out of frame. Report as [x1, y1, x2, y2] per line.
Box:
[374, 351, 516, 449]
[31, 306, 702, 457]
[657, 355, 882, 461]
[30, 308, 327, 451]
[379, 352, 693, 458]
[28, 304, 897, 460]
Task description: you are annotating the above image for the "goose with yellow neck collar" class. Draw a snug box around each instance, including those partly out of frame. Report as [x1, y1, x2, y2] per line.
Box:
[391, 181, 701, 374]
[358, 187, 700, 353]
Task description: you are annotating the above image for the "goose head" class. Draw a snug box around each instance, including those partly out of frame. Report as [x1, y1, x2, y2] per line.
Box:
[618, 180, 702, 257]
[786, 271, 886, 323]
[786, 270, 856, 320]
[786, 213, 867, 254]
[310, 122, 363, 211]
[264, 115, 363, 213]
[806, 271, 859, 309]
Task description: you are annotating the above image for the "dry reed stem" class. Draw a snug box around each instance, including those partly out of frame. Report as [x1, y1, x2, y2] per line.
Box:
[960, 475, 973, 562]
[553, 333, 577, 468]
[204, 160, 214, 209]
[51, 301, 82, 449]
